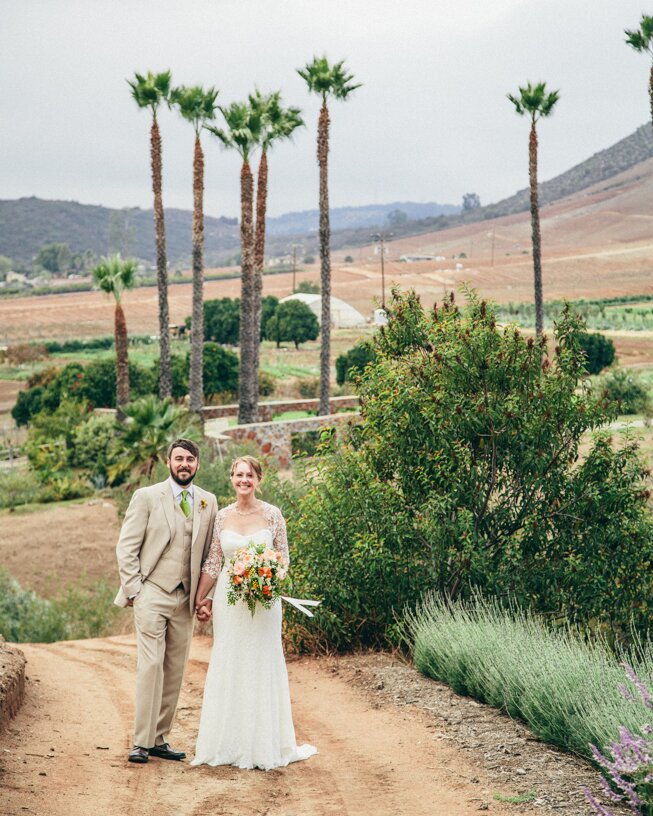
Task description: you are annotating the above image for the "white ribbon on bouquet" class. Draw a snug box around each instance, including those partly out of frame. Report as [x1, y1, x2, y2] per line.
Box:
[281, 596, 321, 618]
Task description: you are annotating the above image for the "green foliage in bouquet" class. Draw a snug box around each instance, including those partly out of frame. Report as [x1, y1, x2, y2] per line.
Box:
[287, 289, 653, 650]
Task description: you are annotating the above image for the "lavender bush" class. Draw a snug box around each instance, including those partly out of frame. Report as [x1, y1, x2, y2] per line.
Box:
[585, 665, 653, 815]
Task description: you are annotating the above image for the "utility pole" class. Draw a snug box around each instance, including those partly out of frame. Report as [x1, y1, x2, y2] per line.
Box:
[371, 231, 392, 309]
[289, 243, 302, 294]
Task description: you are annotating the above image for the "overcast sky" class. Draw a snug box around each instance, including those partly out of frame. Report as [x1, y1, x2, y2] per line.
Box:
[1, 0, 650, 219]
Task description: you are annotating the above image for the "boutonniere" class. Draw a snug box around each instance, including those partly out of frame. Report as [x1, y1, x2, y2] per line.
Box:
[199, 499, 208, 510]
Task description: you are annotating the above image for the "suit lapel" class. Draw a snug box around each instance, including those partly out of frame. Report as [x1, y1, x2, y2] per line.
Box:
[160, 483, 175, 536]
[191, 486, 204, 548]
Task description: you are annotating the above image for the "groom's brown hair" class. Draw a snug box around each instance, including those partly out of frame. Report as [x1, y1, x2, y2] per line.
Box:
[167, 438, 200, 459]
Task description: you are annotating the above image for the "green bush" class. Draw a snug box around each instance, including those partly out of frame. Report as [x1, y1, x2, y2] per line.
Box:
[259, 370, 276, 397]
[297, 377, 319, 399]
[70, 413, 117, 478]
[202, 297, 240, 345]
[578, 331, 615, 375]
[286, 290, 653, 650]
[203, 342, 239, 397]
[599, 368, 650, 415]
[0, 469, 40, 509]
[78, 357, 155, 407]
[0, 569, 120, 642]
[335, 341, 376, 386]
[404, 592, 653, 761]
[44, 336, 114, 353]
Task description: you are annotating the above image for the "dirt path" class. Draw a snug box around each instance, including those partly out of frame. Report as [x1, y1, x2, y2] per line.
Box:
[0, 635, 521, 816]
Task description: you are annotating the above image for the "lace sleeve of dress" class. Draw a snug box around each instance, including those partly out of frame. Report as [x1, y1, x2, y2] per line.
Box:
[202, 505, 231, 578]
[270, 505, 290, 565]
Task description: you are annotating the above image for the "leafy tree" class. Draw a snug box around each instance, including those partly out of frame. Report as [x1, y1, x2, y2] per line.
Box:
[260, 295, 279, 340]
[335, 341, 376, 385]
[578, 331, 615, 375]
[12, 386, 46, 426]
[78, 357, 155, 408]
[92, 255, 136, 414]
[298, 56, 361, 414]
[202, 342, 239, 397]
[462, 192, 481, 211]
[625, 14, 653, 133]
[207, 100, 261, 424]
[203, 297, 241, 345]
[128, 70, 173, 399]
[287, 290, 653, 649]
[249, 90, 304, 413]
[171, 84, 219, 413]
[265, 299, 319, 349]
[508, 82, 560, 337]
[35, 243, 71, 275]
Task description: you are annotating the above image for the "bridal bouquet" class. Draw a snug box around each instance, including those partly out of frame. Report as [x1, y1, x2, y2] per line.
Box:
[226, 542, 289, 616]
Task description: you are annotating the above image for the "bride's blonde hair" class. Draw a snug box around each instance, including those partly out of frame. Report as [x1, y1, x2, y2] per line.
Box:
[230, 455, 263, 482]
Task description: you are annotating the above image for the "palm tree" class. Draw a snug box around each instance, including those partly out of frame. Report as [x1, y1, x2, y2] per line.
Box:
[507, 81, 560, 337]
[249, 90, 304, 409]
[206, 102, 262, 424]
[127, 70, 173, 399]
[170, 84, 219, 414]
[625, 15, 653, 133]
[109, 396, 201, 486]
[92, 255, 136, 417]
[298, 57, 361, 415]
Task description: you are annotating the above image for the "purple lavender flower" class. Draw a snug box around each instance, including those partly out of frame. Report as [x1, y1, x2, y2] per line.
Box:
[623, 663, 653, 710]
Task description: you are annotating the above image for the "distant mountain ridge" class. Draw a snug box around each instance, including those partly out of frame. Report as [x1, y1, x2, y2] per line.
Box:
[266, 201, 459, 234]
[1, 123, 652, 267]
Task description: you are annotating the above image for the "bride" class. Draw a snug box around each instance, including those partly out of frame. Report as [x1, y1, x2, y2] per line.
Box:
[191, 455, 317, 770]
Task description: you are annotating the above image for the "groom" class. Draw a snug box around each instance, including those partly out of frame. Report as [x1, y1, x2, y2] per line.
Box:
[114, 438, 217, 764]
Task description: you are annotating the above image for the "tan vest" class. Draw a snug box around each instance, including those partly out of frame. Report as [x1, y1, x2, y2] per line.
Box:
[147, 504, 193, 593]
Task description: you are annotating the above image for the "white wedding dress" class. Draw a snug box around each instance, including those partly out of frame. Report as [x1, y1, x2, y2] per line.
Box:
[191, 502, 317, 770]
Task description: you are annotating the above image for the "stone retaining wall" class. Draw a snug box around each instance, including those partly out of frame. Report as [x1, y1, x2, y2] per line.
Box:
[201, 395, 359, 423]
[0, 638, 26, 731]
[221, 413, 358, 468]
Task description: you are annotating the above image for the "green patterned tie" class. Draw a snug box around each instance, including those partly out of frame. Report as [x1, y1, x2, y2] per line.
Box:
[180, 490, 191, 518]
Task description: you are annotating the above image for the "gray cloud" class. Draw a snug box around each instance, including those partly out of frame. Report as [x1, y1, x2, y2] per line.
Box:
[0, 0, 648, 218]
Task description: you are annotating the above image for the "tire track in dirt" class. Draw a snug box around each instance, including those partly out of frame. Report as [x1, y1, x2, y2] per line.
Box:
[1, 636, 514, 816]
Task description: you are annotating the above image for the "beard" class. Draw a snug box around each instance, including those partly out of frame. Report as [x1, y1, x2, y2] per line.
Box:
[170, 465, 195, 486]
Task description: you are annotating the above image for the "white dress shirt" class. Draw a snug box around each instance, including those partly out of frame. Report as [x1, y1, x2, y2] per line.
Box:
[169, 477, 194, 511]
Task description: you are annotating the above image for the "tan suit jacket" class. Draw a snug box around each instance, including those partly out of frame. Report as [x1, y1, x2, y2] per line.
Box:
[114, 480, 217, 613]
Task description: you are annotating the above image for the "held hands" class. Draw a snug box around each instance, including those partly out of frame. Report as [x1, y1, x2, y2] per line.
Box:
[195, 598, 213, 622]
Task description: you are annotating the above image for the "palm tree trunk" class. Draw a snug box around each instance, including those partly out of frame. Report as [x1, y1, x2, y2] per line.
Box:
[528, 120, 544, 337]
[189, 135, 205, 414]
[649, 65, 653, 135]
[317, 103, 331, 416]
[238, 160, 256, 425]
[115, 301, 130, 417]
[151, 115, 172, 399]
[251, 149, 269, 419]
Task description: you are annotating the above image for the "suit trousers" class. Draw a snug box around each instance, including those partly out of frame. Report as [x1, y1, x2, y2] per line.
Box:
[133, 580, 193, 749]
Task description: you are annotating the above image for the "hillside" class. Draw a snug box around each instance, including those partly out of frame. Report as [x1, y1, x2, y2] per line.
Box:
[0, 197, 457, 269]
[2, 123, 651, 270]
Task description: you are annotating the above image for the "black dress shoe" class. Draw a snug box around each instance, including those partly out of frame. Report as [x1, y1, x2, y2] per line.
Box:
[128, 746, 149, 763]
[149, 743, 186, 761]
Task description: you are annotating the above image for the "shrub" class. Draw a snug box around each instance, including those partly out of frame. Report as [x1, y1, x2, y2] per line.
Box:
[0, 569, 120, 642]
[259, 370, 276, 397]
[404, 592, 653, 761]
[335, 341, 376, 386]
[70, 413, 117, 478]
[579, 331, 616, 374]
[297, 378, 319, 399]
[12, 385, 45, 426]
[203, 342, 239, 397]
[294, 280, 320, 295]
[0, 343, 49, 364]
[79, 357, 155, 407]
[0, 469, 40, 509]
[600, 369, 650, 415]
[286, 290, 653, 650]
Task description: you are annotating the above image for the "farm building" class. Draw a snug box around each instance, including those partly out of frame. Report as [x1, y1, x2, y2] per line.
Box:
[279, 293, 367, 328]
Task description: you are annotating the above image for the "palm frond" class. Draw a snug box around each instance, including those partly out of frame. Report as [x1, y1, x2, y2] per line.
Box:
[171, 85, 219, 135]
[298, 55, 360, 103]
[128, 70, 172, 112]
[92, 254, 136, 302]
[625, 14, 653, 53]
